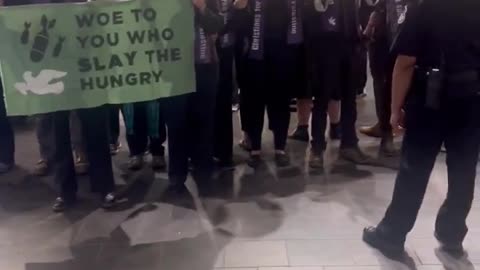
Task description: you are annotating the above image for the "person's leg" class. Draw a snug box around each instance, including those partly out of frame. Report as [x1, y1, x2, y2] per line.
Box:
[360, 39, 390, 138]
[162, 94, 190, 188]
[189, 64, 218, 175]
[51, 111, 77, 210]
[328, 99, 341, 140]
[364, 104, 444, 251]
[149, 101, 167, 171]
[77, 106, 116, 204]
[354, 44, 368, 97]
[0, 80, 14, 172]
[214, 46, 235, 166]
[124, 102, 149, 170]
[435, 101, 480, 250]
[34, 113, 55, 176]
[108, 105, 121, 154]
[70, 111, 89, 175]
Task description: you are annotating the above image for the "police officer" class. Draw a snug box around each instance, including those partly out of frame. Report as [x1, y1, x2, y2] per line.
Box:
[359, 0, 409, 156]
[305, 0, 372, 169]
[364, 0, 480, 256]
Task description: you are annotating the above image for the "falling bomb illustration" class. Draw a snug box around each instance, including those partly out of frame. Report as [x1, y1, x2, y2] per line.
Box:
[30, 15, 56, 62]
[53, 36, 65, 57]
[21, 22, 31, 44]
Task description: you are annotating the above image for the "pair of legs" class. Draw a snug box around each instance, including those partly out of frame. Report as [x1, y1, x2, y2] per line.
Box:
[34, 112, 88, 176]
[51, 106, 116, 211]
[214, 45, 235, 166]
[308, 35, 369, 168]
[163, 63, 218, 188]
[123, 101, 166, 171]
[360, 37, 396, 155]
[364, 94, 480, 254]
[0, 78, 14, 173]
[241, 41, 301, 167]
[292, 99, 341, 141]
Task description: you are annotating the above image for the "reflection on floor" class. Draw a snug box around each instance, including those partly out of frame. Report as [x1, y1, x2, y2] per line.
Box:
[2, 93, 480, 270]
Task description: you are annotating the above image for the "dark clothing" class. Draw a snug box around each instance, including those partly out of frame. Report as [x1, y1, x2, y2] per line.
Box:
[309, 35, 360, 152]
[125, 102, 166, 157]
[0, 79, 14, 165]
[52, 106, 114, 200]
[215, 46, 235, 162]
[379, 0, 480, 244]
[108, 105, 121, 145]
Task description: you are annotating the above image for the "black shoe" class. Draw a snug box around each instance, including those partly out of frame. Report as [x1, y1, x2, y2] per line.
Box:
[102, 193, 119, 210]
[215, 159, 236, 171]
[152, 155, 167, 171]
[329, 123, 342, 140]
[380, 137, 399, 157]
[52, 197, 76, 213]
[363, 226, 405, 257]
[247, 154, 262, 168]
[275, 152, 290, 167]
[289, 126, 310, 142]
[434, 232, 465, 257]
[128, 155, 144, 171]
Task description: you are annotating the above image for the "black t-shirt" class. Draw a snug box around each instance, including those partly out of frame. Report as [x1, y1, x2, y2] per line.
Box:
[394, 0, 480, 70]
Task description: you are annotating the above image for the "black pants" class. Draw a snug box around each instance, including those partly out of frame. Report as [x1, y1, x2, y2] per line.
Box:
[0, 79, 14, 165]
[125, 102, 166, 157]
[108, 105, 122, 145]
[354, 43, 368, 94]
[241, 41, 299, 151]
[214, 46, 234, 162]
[369, 37, 393, 137]
[379, 92, 480, 244]
[163, 64, 218, 184]
[52, 106, 115, 200]
[310, 36, 359, 152]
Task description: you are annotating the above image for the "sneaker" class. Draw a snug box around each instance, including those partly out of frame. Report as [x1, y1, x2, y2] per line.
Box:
[33, 159, 50, 176]
[275, 152, 291, 167]
[339, 147, 373, 165]
[329, 123, 342, 140]
[247, 154, 262, 169]
[102, 193, 118, 209]
[52, 197, 76, 213]
[110, 142, 121, 155]
[309, 151, 324, 170]
[359, 123, 382, 138]
[128, 155, 144, 171]
[380, 137, 399, 157]
[363, 226, 405, 256]
[289, 126, 310, 142]
[152, 155, 167, 171]
[0, 162, 13, 174]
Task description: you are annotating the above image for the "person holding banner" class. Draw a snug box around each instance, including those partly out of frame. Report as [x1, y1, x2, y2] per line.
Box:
[232, 0, 304, 168]
[162, 0, 224, 192]
[0, 77, 15, 174]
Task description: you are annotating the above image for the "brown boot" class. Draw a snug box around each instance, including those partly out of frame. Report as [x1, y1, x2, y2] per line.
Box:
[359, 123, 382, 138]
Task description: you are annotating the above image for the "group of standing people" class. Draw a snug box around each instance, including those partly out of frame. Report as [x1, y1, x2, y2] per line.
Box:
[2, 0, 480, 260]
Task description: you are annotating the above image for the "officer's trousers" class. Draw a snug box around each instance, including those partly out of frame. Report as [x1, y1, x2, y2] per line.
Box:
[369, 37, 393, 137]
[163, 63, 218, 184]
[379, 94, 480, 244]
[52, 106, 115, 200]
[124, 102, 166, 157]
[241, 40, 301, 151]
[0, 79, 14, 165]
[214, 46, 235, 163]
[309, 36, 359, 152]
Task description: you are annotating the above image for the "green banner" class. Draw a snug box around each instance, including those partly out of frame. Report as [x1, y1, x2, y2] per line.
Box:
[0, 0, 195, 116]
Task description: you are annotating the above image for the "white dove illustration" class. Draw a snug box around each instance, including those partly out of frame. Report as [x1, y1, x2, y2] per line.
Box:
[14, 69, 68, 95]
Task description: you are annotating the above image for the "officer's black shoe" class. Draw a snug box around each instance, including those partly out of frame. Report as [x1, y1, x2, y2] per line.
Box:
[289, 126, 310, 142]
[434, 232, 465, 257]
[52, 197, 76, 213]
[247, 154, 263, 169]
[102, 193, 119, 210]
[329, 123, 342, 140]
[152, 155, 167, 171]
[363, 226, 405, 258]
[275, 152, 291, 168]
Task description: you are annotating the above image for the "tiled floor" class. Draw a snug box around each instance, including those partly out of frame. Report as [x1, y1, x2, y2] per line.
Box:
[2, 90, 480, 270]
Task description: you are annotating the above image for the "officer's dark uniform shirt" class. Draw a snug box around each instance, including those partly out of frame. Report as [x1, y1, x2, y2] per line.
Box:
[394, 0, 480, 71]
